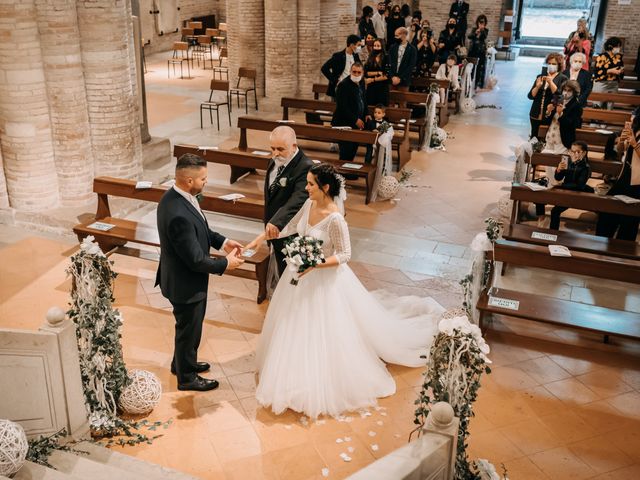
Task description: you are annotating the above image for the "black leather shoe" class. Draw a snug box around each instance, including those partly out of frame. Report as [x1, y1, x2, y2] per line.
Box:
[177, 375, 219, 392]
[171, 362, 210, 375]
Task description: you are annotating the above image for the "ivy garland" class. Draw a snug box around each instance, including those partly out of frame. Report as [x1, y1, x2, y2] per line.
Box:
[26, 429, 87, 469]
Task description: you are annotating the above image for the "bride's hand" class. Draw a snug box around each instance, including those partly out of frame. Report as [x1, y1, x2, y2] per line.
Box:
[298, 267, 314, 278]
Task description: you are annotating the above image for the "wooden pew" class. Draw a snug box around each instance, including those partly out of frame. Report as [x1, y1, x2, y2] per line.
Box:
[388, 90, 432, 141]
[312, 83, 329, 100]
[620, 78, 640, 91]
[72, 177, 270, 303]
[477, 243, 640, 340]
[582, 107, 630, 128]
[411, 77, 453, 122]
[236, 116, 380, 203]
[526, 152, 623, 182]
[173, 144, 266, 184]
[588, 92, 640, 109]
[538, 126, 612, 152]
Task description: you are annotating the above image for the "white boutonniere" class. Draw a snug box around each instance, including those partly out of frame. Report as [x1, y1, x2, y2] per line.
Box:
[278, 177, 288, 187]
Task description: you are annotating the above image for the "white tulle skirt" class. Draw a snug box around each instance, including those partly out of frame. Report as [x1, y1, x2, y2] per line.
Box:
[255, 263, 445, 419]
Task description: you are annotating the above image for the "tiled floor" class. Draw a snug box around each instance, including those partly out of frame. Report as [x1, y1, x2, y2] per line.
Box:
[1, 51, 639, 479]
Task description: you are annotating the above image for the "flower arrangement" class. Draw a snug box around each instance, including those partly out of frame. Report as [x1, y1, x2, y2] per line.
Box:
[282, 236, 326, 285]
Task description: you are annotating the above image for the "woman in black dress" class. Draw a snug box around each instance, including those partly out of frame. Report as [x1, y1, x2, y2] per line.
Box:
[414, 29, 437, 79]
[438, 17, 463, 64]
[468, 14, 489, 88]
[364, 39, 390, 106]
[386, 5, 405, 48]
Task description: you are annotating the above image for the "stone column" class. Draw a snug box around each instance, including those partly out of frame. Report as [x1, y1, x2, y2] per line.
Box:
[0, 0, 60, 211]
[226, 0, 265, 97]
[35, 0, 95, 207]
[131, 0, 151, 144]
[77, 0, 142, 179]
[0, 148, 9, 209]
[320, 0, 340, 62]
[264, 0, 297, 98]
[298, 0, 321, 96]
[336, 0, 357, 43]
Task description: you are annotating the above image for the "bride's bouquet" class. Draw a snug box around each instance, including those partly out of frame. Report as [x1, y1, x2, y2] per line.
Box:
[282, 236, 326, 285]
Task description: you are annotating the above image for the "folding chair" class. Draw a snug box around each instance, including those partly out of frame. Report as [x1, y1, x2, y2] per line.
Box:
[200, 80, 231, 130]
[230, 67, 258, 113]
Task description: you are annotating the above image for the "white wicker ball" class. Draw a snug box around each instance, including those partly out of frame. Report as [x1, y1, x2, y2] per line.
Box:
[442, 307, 469, 320]
[377, 175, 400, 200]
[0, 420, 28, 476]
[487, 76, 498, 89]
[460, 97, 476, 114]
[434, 127, 448, 143]
[118, 369, 162, 414]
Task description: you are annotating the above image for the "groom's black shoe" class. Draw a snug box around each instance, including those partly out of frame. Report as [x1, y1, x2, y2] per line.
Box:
[177, 375, 219, 392]
[171, 361, 210, 375]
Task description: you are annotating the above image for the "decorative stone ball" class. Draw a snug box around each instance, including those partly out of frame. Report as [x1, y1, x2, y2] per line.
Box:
[46, 306, 66, 326]
[442, 307, 469, 320]
[0, 419, 28, 477]
[118, 370, 162, 415]
[430, 402, 455, 428]
[434, 127, 447, 143]
[460, 97, 476, 114]
[377, 175, 400, 200]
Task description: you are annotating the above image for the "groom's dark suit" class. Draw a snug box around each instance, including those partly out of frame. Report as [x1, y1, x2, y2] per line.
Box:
[264, 149, 314, 275]
[155, 187, 228, 383]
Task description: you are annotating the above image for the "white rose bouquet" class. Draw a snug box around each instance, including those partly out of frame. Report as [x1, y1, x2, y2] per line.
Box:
[282, 235, 326, 285]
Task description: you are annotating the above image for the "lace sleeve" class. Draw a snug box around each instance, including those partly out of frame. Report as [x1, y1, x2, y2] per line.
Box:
[328, 214, 351, 264]
[277, 199, 308, 238]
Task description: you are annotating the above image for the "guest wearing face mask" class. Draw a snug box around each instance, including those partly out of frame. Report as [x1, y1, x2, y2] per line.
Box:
[387, 5, 405, 48]
[321, 35, 362, 99]
[564, 28, 591, 71]
[564, 18, 593, 67]
[438, 18, 463, 64]
[593, 37, 624, 109]
[358, 6, 376, 40]
[372, 2, 388, 42]
[388, 27, 418, 93]
[528, 52, 568, 140]
[468, 14, 489, 88]
[563, 52, 592, 107]
[408, 13, 422, 44]
[543, 80, 583, 155]
[535, 141, 592, 230]
[360, 33, 377, 65]
[364, 39, 390, 106]
[449, 0, 469, 38]
[331, 63, 367, 161]
[414, 28, 438, 78]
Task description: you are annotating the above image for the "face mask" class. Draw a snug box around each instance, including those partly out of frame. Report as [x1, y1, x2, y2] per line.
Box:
[355, 46, 362, 54]
[571, 61, 582, 70]
[373, 47, 382, 52]
[562, 91, 573, 100]
[612, 48, 620, 55]
[378, 9, 385, 14]
[547, 64, 558, 74]
[448, 24, 455, 28]
[351, 74, 362, 83]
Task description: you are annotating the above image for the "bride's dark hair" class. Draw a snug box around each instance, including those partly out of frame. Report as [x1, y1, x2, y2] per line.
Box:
[310, 163, 342, 197]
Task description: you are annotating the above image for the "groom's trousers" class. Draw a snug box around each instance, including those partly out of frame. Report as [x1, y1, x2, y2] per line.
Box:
[170, 297, 207, 383]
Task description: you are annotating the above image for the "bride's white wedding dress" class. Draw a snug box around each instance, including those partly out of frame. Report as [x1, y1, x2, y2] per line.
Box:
[256, 199, 445, 418]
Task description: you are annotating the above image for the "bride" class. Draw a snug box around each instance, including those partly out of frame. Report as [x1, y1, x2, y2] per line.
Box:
[245, 163, 445, 419]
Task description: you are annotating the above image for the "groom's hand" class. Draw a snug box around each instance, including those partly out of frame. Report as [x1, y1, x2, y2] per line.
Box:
[265, 223, 280, 240]
[224, 239, 244, 255]
[225, 249, 244, 271]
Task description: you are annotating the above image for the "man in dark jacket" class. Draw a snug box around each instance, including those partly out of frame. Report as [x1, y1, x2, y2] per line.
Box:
[331, 62, 367, 161]
[263, 126, 314, 275]
[388, 27, 418, 91]
[449, 0, 469, 38]
[321, 34, 362, 98]
[156, 154, 244, 391]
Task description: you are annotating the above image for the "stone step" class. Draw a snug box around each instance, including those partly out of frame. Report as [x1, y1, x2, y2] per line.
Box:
[514, 43, 563, 58]
[47, 450, 149, 480]
[12, 460, 84, 480]
[77, 442, 200, 480]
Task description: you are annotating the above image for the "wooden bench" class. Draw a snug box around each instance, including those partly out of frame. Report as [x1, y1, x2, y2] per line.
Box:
[538, 126, 613, 153]
[526, 152, 623, 182]
[312, 83, 329, 100]
[279, 97, 412, 170]
[582, 107, 630, 128]
[620, 78, 640, 91]
[73, 177, 270, 303]
[411, 77, 454, 119]
[236, 116, 380, 203]
[588, 92, 640, 109]
[173, 144, 267, 184]
[388, 90, 433, 141]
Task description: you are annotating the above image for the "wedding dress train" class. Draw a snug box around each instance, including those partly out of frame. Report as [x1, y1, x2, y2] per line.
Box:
[255, 199, 445, 418]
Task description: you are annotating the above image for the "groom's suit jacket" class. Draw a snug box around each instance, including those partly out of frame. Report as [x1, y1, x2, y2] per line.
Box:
[155, 187, 228, 304]
[263, 149, 314, 231]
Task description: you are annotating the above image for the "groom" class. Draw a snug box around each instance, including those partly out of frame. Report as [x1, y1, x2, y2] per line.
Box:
[264, 126, 314, 275]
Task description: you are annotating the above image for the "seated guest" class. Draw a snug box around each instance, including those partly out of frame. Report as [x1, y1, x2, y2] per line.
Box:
[364, 104, 388, 164]
[536, 141, 593, 229]
[331, 62, 366, 161]
[593, 37, 624, 109]
[414, 29, 437, 78]
[438, 18, 463, 64]
[436, 54, 460, 103]
[527, 52, 567, 140]
[364, 40, 390, 106]
[388, 27, 418, 92]
[563, 52, 592, 107]
[321, 35, 362, 99]
[596, 111, 640, 241]
[543, 79, 583, 155]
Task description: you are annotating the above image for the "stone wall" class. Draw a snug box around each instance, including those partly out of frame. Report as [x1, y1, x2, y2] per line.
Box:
[0, 0, 143, 213]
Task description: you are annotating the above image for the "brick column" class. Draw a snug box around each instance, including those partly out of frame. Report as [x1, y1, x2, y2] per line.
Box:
[336, 0, 357, 44]
[320, 0, 340, 63]
[226, 0, 265, 97]
[35, 0, 95, 207]
[264, 0, 297, 98]
[77, 0, 142, 179]
[0, 0, 60, 211]
[0, 148, 8, 209]
[298, 0, 321, 96]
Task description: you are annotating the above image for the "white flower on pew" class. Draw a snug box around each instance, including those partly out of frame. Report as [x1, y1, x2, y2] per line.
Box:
[438, 315, 491, 363]
[279, 177, 288, 187]
[470, 232, 493, 252]
[475, 458, 503, 480]
[80, 235, 105, 257]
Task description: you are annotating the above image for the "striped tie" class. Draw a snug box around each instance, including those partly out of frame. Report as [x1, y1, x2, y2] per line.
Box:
[269, 165, 285, 195]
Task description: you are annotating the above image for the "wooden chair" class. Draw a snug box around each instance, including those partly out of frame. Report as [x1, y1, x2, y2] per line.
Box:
[188, 21, 203, 33]
[200, 80, 231, 130]
[167, 42, 191, 79]
[206, 28, 220, 49]
[181, 27, 197, 51]
[213, 47, 229, 80]
[196, 35, 214, 69]
[230, 67, 258, 113]
[215, 22, 227, 48]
